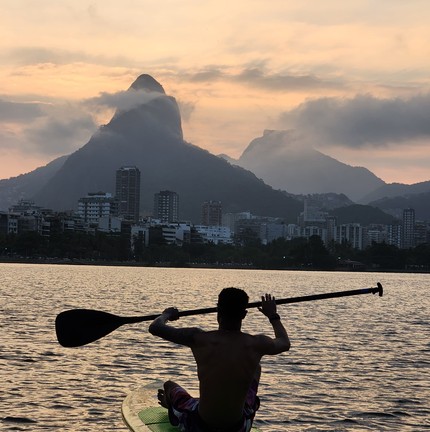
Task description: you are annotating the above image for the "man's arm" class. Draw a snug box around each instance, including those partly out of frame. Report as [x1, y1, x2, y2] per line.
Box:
[148, 307, 202, 347]
[257, 294, 291, 355]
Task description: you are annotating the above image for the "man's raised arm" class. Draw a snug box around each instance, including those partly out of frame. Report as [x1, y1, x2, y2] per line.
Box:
[148, 307, 202, 347]
[257, 294, 291, 355]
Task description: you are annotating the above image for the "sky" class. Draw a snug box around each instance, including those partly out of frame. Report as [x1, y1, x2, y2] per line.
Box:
[1, 0, 430, 184]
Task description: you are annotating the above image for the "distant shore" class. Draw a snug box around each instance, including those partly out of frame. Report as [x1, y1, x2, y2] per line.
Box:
[1, 256, 429, 274]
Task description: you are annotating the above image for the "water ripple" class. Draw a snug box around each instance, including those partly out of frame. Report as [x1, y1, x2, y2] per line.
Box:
[1, 265, 429, 431]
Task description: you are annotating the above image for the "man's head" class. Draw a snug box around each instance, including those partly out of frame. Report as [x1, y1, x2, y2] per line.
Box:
[217, 287, 249, 323]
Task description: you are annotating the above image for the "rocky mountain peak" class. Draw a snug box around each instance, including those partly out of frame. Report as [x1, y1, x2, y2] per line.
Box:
[129, 74, 165, 93]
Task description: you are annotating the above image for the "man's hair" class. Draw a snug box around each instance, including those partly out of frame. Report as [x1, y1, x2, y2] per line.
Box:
[217, 287, 249, 319]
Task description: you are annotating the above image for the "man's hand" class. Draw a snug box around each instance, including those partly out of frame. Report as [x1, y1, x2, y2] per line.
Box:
[161, 307, 179, 321]
[258, 293, 277, 318]
[149, 306, 201, 347]
[257, 293, 290, 354]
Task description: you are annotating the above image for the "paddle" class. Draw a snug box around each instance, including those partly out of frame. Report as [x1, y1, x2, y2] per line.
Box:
[55, 283, 383, 347]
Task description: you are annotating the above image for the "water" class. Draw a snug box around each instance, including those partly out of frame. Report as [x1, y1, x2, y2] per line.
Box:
[1, 263, 429, 431]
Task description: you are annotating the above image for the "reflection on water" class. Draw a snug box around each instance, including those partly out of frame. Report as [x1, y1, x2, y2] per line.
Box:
[1, 264, 429, 431]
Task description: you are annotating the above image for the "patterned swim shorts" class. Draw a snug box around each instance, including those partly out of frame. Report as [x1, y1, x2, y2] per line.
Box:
[167, 381, 260, 432]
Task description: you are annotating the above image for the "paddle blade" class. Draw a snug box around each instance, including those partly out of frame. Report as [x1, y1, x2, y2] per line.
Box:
[55, 309, 127, 347]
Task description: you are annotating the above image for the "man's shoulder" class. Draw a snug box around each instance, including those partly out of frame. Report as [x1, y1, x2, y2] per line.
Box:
[248, 333, 276, 350]
[200, 330, 269, 344]
[194, 329, 254, 342]
[178, 326, 205, 338]
[154, 326, 204, 347]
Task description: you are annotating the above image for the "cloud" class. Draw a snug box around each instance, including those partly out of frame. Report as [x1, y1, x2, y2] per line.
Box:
[85, 89, 169, 112]
[0, 99, 45, 123]
[236, 67, 343, 91]
[22, 113, 96, 156]
[181, 66, 345, 91]
[187, 68, 225, 82]
[3, 46, 136, 68]
[177, 100, 195, 122]
[0, 82, 185, 160]
[279, 93, 430, 148]
[0, 98, 97, 157]
[177, 65, 343, 92]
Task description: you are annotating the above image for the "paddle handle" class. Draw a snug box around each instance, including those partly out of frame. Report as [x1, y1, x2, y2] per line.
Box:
[127, 283, 383, 322]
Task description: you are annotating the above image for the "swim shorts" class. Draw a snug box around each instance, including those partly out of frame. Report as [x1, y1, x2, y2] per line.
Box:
[167, 381, 260, 432]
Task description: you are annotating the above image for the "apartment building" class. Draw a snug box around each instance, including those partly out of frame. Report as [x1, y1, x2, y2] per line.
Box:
[116, 166, 141, 223]
[154, 190, 179, 223]
[77, 192, 118, 226]
[201, 200, 222, 226]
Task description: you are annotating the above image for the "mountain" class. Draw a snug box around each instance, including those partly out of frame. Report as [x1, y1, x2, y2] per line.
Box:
[231, 130, 386, 201]
[330, 204, 397, 225]
[368, 192, 430, 220]
[359, 180, 430, 204]
[0, 155, 68, 211]
[284, 192, 354, 211]
[1, 74, 303, 223]
[359, 181, 430, 220]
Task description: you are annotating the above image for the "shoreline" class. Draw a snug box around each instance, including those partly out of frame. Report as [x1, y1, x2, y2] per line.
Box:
[1, 257, 429, 274]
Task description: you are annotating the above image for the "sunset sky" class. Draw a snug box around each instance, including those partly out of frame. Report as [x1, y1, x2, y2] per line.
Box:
[1, 1, 430, 184]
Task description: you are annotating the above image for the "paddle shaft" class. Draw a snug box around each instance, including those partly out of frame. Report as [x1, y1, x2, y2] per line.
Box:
[56, 283, 383, 347]
[120, 283, 383, 323]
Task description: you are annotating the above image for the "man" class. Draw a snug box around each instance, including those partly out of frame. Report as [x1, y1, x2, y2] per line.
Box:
[148, 287, 290, 432]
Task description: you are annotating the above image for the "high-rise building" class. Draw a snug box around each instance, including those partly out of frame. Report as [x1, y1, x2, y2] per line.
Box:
[0, 212, 9, 235]
[387, 224, 402, 248]
[222, 212, 252, 234]
[415, 220, 428, 246]
[325, 215, 337, 244]
[300, 198, 327, 227]
[402, 208, 415, 249]
[77, 192, 119, 225]
[115, 166, 141, 223]
[8, 200, 42, 215]
[154, 190, 179, 223]
[334, 223, 364, 250]
[201, 200, 222, 226]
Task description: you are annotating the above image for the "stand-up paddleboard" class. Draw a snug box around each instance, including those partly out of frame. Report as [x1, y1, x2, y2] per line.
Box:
[122, 382, 263, 432]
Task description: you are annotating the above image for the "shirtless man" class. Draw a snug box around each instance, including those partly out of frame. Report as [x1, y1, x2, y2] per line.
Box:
[148, 287, 290, 432]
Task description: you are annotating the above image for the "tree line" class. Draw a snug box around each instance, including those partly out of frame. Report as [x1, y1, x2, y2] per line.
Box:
[0, 230, 429, 271]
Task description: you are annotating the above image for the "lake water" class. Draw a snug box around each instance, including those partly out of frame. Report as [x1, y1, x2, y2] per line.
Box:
[1, 263, 429, 431]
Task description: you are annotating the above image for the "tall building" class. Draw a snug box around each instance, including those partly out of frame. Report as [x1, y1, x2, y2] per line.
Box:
[334, 223, 364, 250]
[9, 200, 42, 215]
[201, 200, 222, 226]
[402, 208, 415, 249]
[387, 224, 402, 248]
[415, 220, 428, 246]
[0, 212, 8, 234]
[325, 216, 337, 244]
[154, 190, 179, 223]
[77, 192, 118, 225]
[222, 212, 252, 234]
[115, 166, 141, 223]
[300, 198, 327, 227]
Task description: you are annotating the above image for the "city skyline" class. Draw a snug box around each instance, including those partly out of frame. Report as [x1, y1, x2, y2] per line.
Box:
[1, 2, 430, 185]
[1, 192, 425, 251]
[0, 152, 426, 252]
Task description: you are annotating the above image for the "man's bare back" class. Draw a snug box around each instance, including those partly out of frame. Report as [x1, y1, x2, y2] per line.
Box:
[191, 330, 264, 426]
[149, 290, 290, 432]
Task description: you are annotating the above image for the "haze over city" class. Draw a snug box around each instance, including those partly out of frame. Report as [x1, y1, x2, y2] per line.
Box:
[1, 1, 430, 185]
